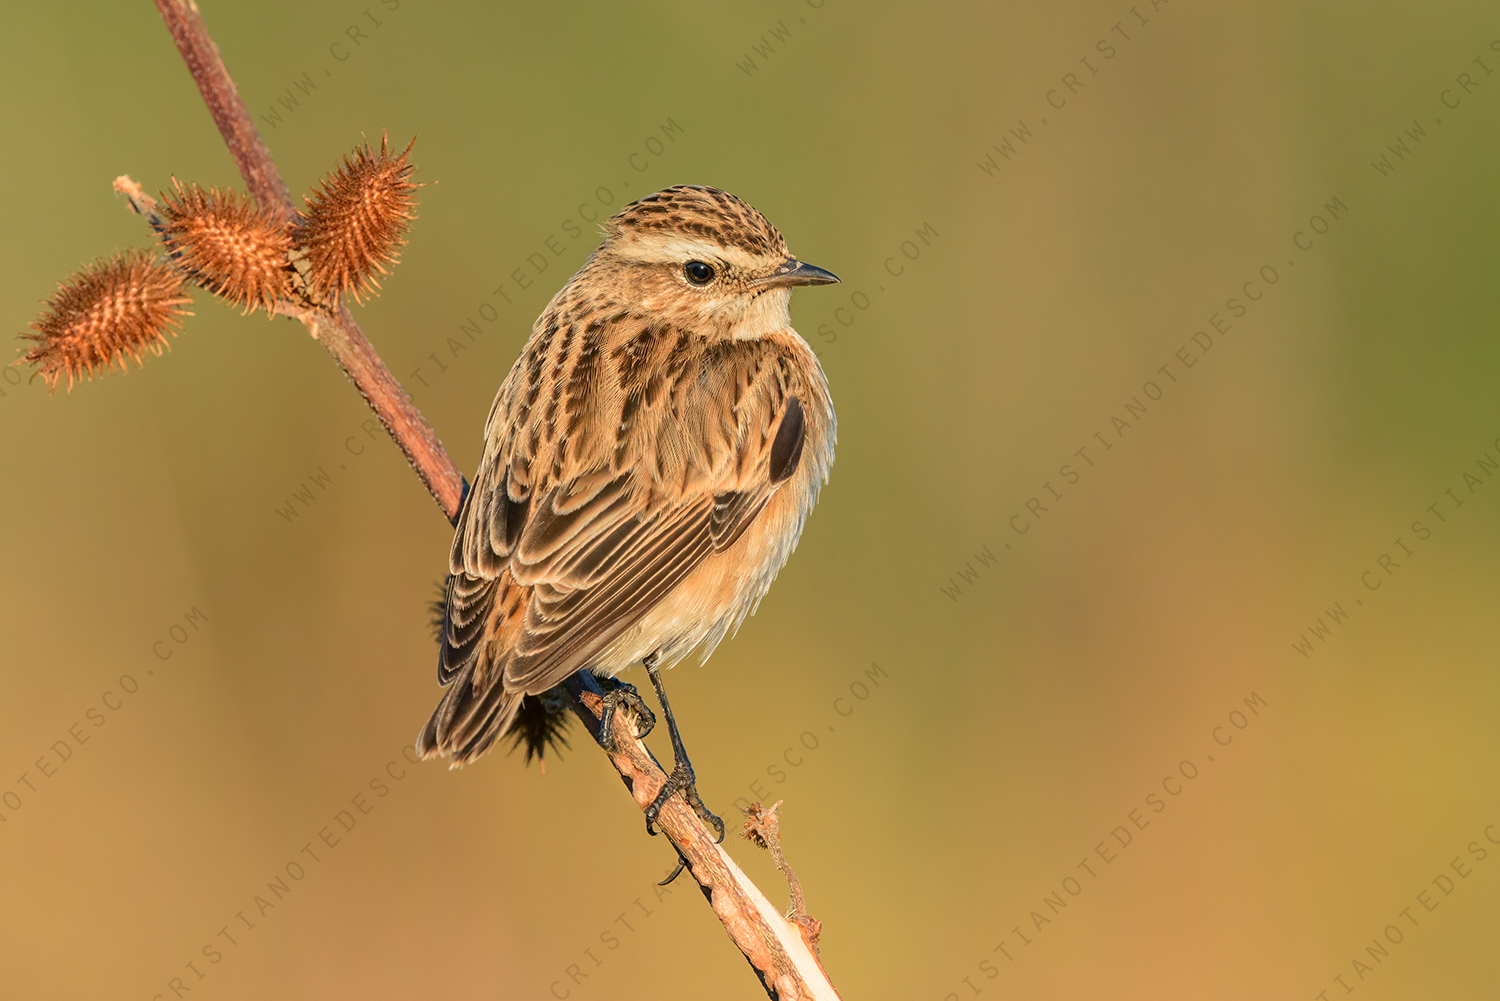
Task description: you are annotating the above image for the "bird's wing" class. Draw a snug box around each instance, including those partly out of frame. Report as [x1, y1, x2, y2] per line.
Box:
[448, 333, 812, 697]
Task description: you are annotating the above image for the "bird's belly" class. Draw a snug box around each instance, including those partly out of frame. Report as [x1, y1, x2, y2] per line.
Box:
[587, 479, 814, 680]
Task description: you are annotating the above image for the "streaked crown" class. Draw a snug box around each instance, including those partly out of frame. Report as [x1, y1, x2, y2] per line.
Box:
[606, 185, 788, 258]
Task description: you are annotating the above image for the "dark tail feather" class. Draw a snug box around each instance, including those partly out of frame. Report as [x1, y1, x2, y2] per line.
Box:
[417, 572, 572, 768]
[416, 681, 574, 768]
[416, 661, 524, 769]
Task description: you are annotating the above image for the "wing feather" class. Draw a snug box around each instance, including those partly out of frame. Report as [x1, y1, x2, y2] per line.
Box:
[424, 332, 820, 765]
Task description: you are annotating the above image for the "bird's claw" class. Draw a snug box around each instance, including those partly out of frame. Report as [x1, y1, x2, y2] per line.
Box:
[644, 758, 724, 843]
[597, 681, 655, 750]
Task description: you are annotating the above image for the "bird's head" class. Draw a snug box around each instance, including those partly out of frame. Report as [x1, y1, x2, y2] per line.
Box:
[590, 185, 838, 337]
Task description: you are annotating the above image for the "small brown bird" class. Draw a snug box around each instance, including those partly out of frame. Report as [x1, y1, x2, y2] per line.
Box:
[417, 185, 838, 832]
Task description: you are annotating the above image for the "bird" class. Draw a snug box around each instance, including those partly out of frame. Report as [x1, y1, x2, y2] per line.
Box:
[417, 184, 838, 835]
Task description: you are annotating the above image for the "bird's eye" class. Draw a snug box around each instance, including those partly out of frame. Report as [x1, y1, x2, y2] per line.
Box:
[684, 261, 716, 285]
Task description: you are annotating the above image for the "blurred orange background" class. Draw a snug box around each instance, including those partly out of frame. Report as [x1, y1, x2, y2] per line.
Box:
[1, 2, 1497, 998]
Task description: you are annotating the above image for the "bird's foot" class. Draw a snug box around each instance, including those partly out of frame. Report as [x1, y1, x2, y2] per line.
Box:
[645, 755, 725, 844]
[597, 680, 655, 750]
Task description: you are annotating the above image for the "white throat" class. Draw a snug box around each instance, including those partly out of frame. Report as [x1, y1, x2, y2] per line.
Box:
[729, 287, 793, 341]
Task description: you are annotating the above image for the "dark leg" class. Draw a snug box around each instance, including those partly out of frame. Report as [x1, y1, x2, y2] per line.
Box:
[643, 654, 725, 844]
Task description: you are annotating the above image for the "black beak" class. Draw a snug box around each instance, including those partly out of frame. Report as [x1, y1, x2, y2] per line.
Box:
[760, 258, 841, 289]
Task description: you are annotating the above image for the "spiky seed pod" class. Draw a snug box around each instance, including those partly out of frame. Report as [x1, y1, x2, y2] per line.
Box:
[505, 691, 573, 768]
[18, 250, 193, 391]
[298, 133, 417, 305]
[159, 181, 293, 314]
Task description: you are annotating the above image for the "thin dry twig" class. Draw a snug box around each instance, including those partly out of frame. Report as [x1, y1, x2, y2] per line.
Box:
[744, 801, 826, 961]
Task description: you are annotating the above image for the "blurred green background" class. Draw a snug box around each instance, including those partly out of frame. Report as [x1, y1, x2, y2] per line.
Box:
[2, 2, 1498, 998]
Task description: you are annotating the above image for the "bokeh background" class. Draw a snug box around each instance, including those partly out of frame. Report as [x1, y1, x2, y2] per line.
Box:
[2, 2, 1498, 998]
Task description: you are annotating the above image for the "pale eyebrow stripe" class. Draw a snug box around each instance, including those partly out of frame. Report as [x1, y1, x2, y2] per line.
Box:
[612, 233, 764, 270]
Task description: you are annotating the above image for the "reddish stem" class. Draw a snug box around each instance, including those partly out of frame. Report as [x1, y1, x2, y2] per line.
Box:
[154, 0, 293, 224]
[152, 0, 465, 521]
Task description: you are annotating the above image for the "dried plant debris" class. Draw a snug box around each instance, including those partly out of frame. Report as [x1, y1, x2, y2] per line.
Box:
[299, 133, 417, 303]
[19, 250, 193, 390]
[19, 131, 419, 394]
[505, 690, 574, 770]
[159, 180, 292, 314]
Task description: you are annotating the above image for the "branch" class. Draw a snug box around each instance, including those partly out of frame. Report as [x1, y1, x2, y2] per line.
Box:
[153, 0, 291, 223]
[564, 678, 839, 1000]
[142, 2, 840, 997]
[153, 0, 464, 522]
